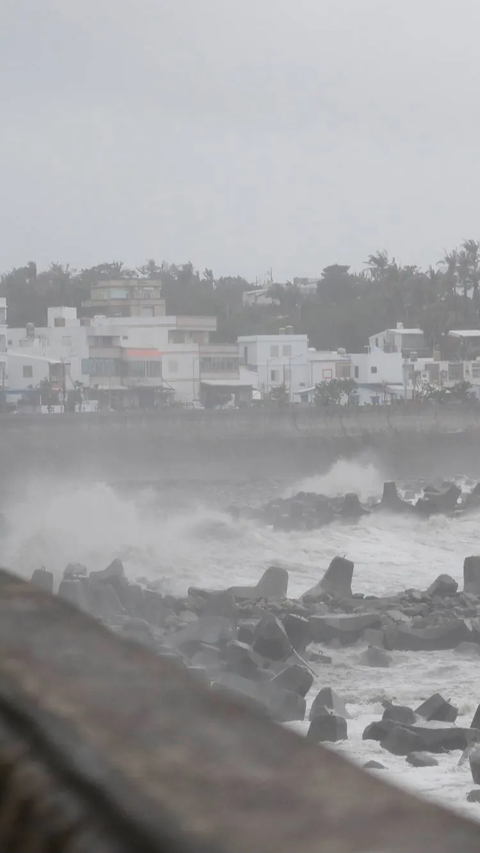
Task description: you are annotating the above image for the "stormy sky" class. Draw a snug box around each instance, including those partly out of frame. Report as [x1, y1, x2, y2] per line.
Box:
[1, 0, 479, 280]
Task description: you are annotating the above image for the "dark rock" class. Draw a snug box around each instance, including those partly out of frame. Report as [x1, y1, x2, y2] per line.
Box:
[464, 556, 480, 595]
[88, 582, 126, 619]
[121, 617, 154, 647]
[57, 578, 90, 613]
[471, 705, 480, 730]
[416, 483, 462, 515]
[64, 562, 88, 578]
[471, 751, 480, 784]
[140, 589, 165, 627]
[467, 789, 480, 803]
[310, 687, 350, 721]
[307, 714, 347, 743]
[383, 705, 416, 725]
[308, 651, 333, 664]
[253, 614, 292, 661]
[309, 612, 381, 645]
[166, 615, 235, 652]
[342, 493, 368, 518]
[363, 719, 473, 753]
[228, 566, 288, 601]
[359, 646, 392, 668]
[363, 628, 385, 647]
[427, 574, 458, 597]
[31, 566, 54, 594]
[455, 642, 480, 658]
[191, 645, 223, 673]
[237, 622, 256, 645]
[214, 672, 305, 721]
[406, 752, 439, 767]
[381, 482, 413, 513]
[381, 727, 423, 756]
[271, 664, 313, 698]
[387, 620, 470, 651]
[223, 640, 265, 680]
[90, 558, 125, 582]
[282, 613, 310, 652]
[303, 556, 354, 600]
[363, 760, 385, 770]
[415, 693, 458, 723]
[202, 590, 238, 620]
[363, 720, 394, 743]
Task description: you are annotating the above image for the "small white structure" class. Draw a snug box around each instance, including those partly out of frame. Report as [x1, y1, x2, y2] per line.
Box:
[242, 289, 275, 307]
[369, 323, 426, 356]
[238, 333, 309, 401]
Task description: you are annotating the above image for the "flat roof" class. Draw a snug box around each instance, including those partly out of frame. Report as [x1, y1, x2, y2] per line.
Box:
[449, 330, 480, 338]
[386, 328, 423, 335]
[200, 379, 253, 387]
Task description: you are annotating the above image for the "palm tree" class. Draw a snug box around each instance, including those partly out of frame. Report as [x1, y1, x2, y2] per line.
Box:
[438, 250, 458, 321]
[462, 239, 480, 317]
[364, 250, 391, 280]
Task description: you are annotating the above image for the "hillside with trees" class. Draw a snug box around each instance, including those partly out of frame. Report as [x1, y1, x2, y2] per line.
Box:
[2, 241, 480, 354]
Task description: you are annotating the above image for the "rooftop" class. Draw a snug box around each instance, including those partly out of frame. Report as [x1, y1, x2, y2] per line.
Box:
[448, 330, 480, 338]
[386, 328, 423, 335]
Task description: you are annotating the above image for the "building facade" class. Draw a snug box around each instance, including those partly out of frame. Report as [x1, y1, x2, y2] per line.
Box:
[238, 333, 309, 401]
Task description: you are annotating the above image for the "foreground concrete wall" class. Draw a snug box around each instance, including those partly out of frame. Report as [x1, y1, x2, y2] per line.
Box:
[1, 406, 480, 483]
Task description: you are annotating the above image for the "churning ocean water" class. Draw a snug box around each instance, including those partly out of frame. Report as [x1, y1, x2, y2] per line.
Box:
[2, 457, 480, 818]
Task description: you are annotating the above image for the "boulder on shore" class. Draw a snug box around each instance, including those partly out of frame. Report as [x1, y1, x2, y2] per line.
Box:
[415, 693, 458, 724]
[228, 566, 288, 601]
[303, 556, 354, 600]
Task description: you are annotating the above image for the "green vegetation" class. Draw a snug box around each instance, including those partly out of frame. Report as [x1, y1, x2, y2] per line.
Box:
[3, 241, 480, 352]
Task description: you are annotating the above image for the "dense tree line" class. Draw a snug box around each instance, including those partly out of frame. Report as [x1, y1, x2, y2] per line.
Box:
[2, 242, 480, 352]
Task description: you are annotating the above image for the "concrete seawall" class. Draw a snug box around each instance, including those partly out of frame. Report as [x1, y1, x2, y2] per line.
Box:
[1, 406, 480, 483]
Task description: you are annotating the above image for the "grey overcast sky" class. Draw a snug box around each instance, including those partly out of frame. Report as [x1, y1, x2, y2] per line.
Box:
[1, 0, 480, 280]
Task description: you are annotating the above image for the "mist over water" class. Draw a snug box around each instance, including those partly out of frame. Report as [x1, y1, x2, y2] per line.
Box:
[1, 458, 478, 598]
[3, 454, 480, 816]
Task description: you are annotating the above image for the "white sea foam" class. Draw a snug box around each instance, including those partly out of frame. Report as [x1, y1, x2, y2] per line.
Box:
[2, 458, 480, 817]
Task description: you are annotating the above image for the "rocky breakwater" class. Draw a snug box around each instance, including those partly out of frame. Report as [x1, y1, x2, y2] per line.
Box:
[30, 550, 480, 803]
[231, 479, 480, 531]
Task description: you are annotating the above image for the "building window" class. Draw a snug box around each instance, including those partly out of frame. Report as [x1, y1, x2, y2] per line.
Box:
[92, 336, 115, 347]
[168, 359, 179, 373]
[168, 330, 185, 344]
[270, 345, 279, 357]
[472, 364, 480, 379]
[23, 365, 33, 378]
[371, 366, 378, 374]
[335, 362, 351, 379]
[448, 362, 464, 382]
[322, 369, 333, 379]
[146, 361, 162, 378]
[354, 366, 359, 378]
[270, 369, 280, 382]
[0, 336, 5, 353]
[200, 357, 239, 372]
[375, 338, 379, 347]
[82, 358, 121, 376]
[282, 345, 292, 357]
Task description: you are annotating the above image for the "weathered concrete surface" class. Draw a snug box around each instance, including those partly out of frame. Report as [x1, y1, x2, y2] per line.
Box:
[1, 406, 480, 483]
[1, 567, 480, 852]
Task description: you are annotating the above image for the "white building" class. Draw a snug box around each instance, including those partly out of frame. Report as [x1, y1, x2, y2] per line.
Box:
[369, 324, 427, 356]
[242, 289, 275, 307]
[350, 347, 405, 405]
[238, 333, 309, 401]
[7, 305, 253, 410]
